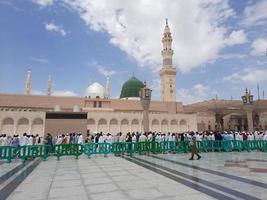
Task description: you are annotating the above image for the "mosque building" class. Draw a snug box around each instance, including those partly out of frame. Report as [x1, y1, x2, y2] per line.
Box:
[0, 20, 267, 138]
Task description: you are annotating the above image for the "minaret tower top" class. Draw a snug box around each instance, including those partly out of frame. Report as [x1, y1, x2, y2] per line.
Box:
[25, 68, 31, 95]
[47, 74, 52, 96]
[160, 19, 176, 102]
[161, 18, 174, 68]
[105, 76, 110, 99]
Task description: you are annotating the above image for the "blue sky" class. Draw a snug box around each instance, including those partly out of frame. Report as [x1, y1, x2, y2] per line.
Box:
[0, 0, 267, 104]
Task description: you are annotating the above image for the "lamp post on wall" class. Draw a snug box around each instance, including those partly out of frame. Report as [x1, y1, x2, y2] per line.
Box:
[140, 81, 152, 133]
[241, 88, 254, 132]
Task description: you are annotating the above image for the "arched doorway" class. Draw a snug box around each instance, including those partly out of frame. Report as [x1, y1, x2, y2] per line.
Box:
[31, 118, 44, 135]
[131, 119, 140, 132]
[1, 118, 14, 136]
[151, 119, 160, 132]
[87, 118, 96, 133]
[180, 119, 187, 132]
[109, 119, 118, 135]
[98, 118, 108, 133]
[17, 118, 29, 136]
[161, 119, 168, 133]
[121, 119, 129, 134]
[170, 119, 178, 133]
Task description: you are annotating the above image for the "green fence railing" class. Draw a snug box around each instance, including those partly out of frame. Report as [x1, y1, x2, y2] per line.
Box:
[111, 142, 138, 156]
[19, 145, 50, 162]
[0, 140, 266, 163]
[54, 144, 83, 160]
[0, 146, 18, 163]
[84, 143, 111, 158]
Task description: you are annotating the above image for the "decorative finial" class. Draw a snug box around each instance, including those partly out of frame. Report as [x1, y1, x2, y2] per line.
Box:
[144, 80, 147, 87]
[47, 74, 52, 96]
[166, 18, 168, 26]
[105, 75, 110, 99]
[25, 68, 32, 95]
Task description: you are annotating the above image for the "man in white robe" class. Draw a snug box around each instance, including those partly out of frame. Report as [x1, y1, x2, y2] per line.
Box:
[56, 135, 62, 144]
[77, 133, 83, 144]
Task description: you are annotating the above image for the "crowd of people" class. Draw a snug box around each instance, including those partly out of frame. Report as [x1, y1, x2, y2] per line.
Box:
[52, 130, 267, 145]
[0, 133, 41, 147]
[1, 130, 267, 147]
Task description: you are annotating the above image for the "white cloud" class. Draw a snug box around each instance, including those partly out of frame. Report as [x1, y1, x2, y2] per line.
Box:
[60, 0, 238, 73]
[251, 38, 267, 56]
[223, 68, 267, 83]
[31, 57, 49, 64]
[34, 0, 54, 7]
[1, 1, 25, 11]
[88, 60, 122, 77]
[219, 53, 246, 59]
[44, 22, 67, 36]
[52, 90, 77, 96]
[97, 65, 118, 77]
[177, 84, 216, 104]
[225, 30, 247, 46]
[242, 0, 267, 26]
[31, 89, 77, 96]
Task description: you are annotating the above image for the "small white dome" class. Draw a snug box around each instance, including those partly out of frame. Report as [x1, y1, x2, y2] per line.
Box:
[84, 82, 105, 98]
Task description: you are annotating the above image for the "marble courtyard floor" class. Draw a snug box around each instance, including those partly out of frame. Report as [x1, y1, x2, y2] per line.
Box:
[0, 152, 266, 200]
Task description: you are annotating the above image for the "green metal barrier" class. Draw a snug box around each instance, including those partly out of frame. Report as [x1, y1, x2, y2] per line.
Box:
[181, 141, 191, 153]
[171, 141, 188, 153]
[0, 146, 18, 163]
[257, 140, 267, 152]
[2, 140, 266, 162]
[221, 140, 232, 152]
[54, 144, 83, 160]
[137, 142, 150, 155]
[242, 140, 251, 152]
[84, 143, 111, 158]
[196, 141, 208, 153]
[19, 145, 50, 162]
[232, 140, 242, 151]
[124, 142, 137, 156]
[262, 141, 267, 152]
[160, 141, 170, 154]
[148, 142, 161, 154]
[111, 142, 124, 156]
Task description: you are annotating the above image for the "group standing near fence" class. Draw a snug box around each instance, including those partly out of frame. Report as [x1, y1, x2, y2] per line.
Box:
[0, 130, 267, 163]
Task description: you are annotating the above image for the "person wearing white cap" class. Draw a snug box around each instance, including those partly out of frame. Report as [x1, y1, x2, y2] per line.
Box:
[77, 133, 83, 144]
[20, 133, 28, 146]
[106, 133, 113, 144]
[56, 135, 62, 144]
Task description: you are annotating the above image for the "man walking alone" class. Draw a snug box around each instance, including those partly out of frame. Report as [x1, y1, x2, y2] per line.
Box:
[189, 132, 201, 160]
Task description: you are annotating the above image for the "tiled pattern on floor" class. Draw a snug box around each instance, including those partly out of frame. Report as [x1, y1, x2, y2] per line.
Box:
[0, 152, 266, 200]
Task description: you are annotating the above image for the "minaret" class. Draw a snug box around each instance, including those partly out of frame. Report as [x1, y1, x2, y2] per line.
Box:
[47, 74, 52, 96]
[105, 76, 110, 98]
[25, 68, 31, 95]
[160, 19, 176, 102]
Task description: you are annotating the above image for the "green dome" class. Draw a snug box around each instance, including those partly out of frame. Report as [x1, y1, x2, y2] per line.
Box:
[120, 76, 145, 99]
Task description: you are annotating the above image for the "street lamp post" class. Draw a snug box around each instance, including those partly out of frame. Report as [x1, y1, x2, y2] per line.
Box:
[241, 88, 254, 132]
[140, 82, 152, 133]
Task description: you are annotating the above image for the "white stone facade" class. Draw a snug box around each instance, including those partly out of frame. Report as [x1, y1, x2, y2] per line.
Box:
[0, 109, 45, 137]
[87, 111, 197, 134]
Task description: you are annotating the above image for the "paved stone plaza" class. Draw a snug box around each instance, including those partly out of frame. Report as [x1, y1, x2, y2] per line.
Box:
[0, 152, 266, 200]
